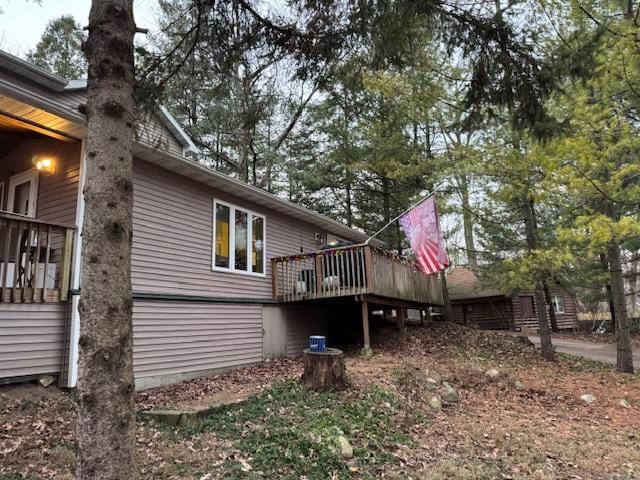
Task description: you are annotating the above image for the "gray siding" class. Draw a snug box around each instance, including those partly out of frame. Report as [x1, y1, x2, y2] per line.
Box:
[136, 112, 184, 157]
[0, 137, 80, 225]
[133, 300, 263, 388]
[0, 302, 67, 379]
[131, 159, 324, 298]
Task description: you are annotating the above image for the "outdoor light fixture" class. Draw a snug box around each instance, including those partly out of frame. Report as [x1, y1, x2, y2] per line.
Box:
[35, 157, 55, 175]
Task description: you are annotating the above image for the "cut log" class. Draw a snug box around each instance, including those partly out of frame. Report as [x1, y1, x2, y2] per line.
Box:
[302, 348, 346, 392]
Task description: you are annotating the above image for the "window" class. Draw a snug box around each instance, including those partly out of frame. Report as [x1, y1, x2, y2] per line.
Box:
[213, 200, 266, 276]
[551, 295, 565, 314]
[7, 169, 39, 217]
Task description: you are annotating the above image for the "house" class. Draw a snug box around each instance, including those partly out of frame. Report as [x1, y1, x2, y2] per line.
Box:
[446, 266, 577, 331]
[0, 51, 444, 389]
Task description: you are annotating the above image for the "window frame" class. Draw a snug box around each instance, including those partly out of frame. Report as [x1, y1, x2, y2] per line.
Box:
[551, 295, 565, 314]
[0, 181, 5, 211]
[211, 198, 267, 277]
[6, 169, 39, 218]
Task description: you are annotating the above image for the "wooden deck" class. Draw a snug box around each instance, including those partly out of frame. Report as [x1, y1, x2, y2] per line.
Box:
[271, 244, 443, 306]
[0, 212, 74, 303]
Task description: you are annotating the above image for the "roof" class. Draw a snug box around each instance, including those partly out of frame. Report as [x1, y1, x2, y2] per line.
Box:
[446, 266, 505, 300]
[0, 50, 382, 246]
[0, 50, 69, 91]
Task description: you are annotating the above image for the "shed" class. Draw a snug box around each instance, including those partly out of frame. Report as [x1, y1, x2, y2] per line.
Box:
[447, 267, 578, 332]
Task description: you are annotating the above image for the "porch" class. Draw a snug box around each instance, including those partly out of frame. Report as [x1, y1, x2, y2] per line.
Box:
[271, 244, 444, 350]
[0, 114, 81, 382]
[0, 212, 74, 303]
[271, 244, 443, 306]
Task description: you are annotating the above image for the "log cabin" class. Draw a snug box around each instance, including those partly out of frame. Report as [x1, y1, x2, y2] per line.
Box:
[0, 51, 444, 389]
[447, 266, 578, 332]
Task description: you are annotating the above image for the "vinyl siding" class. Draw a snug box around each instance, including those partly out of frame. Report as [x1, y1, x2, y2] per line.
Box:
[0, 137, 80, 225]
[37, 147, 80, 226]
[131, 159, 325, 298]
[0, 302, 67, 379]
[132, 300, 263, 386]
[136, 112, 184, 157]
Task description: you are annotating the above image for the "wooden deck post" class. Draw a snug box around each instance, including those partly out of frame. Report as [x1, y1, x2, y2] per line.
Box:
[59, 228, 74, 302]
[361, 299, 372, 356]
[397, 307, 406, 332]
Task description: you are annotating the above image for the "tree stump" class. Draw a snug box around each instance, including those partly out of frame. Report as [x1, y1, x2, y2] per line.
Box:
[302, 348, 346, 392]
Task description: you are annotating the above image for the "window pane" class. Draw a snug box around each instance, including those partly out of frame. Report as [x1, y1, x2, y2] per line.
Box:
[252, 216, 264, 273]
[235, 210, 248, 271]
[215, 204, 230, 268]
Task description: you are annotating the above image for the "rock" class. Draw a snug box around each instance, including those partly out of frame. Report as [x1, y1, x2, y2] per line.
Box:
[337, 435, 353, 459]
[425, 377, 440, 390]
[620, 399, 631, 409]
[38, 376, 56, 388]
[428, 395, 442, 412]
[580, 394, 596, 404]
[513, 380, 525, 391]
[485, 369, 500, 380]
[426, 371, 442, 383]
[440, 382, 460, 404]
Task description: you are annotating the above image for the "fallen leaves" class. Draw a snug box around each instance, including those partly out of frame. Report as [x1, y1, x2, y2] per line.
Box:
[1, 323, 639, 479]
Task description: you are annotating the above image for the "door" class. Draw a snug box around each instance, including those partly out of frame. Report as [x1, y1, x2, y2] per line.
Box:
[7, 169, 39, 217]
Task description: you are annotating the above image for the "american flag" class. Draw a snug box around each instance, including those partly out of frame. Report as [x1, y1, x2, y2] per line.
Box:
[399, 196, 449, 275]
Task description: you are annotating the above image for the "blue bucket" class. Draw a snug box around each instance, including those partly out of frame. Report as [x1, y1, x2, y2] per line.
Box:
[309, 335, 326, 352]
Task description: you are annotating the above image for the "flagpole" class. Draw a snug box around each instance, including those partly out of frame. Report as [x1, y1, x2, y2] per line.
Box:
[364, 191, 436, 245]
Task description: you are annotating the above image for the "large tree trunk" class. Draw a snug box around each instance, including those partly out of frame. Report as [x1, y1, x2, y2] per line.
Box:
[600, 253, 616, 333]
[629, 251, 639, 319]
[534, 284, 555, 360]
[77, 2, 137, 479]
[608, 242, 634, 373]
[521, 194, 555, 361]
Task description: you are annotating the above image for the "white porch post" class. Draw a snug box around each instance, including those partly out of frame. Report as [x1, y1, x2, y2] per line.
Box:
[65, 139, 86, 388]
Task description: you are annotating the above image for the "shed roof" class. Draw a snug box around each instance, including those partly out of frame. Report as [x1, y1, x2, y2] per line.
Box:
[446, 266, 505, 300]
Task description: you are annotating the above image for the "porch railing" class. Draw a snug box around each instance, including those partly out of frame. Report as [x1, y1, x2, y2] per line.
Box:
[271, 244, 443, 305]
[0, 213, 74, 303]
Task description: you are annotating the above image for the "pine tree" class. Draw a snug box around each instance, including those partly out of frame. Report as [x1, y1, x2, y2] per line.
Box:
[76, 1, 136, 478]
[27, 15, 87, 79]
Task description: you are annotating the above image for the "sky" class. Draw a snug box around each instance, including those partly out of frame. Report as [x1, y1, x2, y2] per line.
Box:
[0, 0, 158, 56]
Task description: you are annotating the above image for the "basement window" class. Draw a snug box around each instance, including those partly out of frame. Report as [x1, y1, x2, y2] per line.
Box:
[551, 295, 565, 314]
[213, 199, 266, 276]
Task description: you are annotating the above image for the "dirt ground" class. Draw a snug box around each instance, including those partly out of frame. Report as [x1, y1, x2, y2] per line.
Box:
[1, 323, 639, 479]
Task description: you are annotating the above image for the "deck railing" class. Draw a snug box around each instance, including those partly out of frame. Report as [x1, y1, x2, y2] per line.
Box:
[0, 212, 74, 303]
[271, 244, 443, 305]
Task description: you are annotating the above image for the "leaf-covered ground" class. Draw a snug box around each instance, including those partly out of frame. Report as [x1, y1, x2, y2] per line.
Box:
[1, 323, 639, 479]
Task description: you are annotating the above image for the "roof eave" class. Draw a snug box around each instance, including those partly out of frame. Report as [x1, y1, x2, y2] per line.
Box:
[132, 141, 384, 247]
[0, 50, 68, 91]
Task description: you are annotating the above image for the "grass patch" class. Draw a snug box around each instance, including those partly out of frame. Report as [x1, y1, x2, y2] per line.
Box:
[178, 380, 416, 479]
[556, 353, 615, 373]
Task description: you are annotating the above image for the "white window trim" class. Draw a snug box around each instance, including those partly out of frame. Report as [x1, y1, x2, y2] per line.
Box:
[7, 169, 39, 217]
[552, 295, 565, 314]
[212, 198, 266, 277]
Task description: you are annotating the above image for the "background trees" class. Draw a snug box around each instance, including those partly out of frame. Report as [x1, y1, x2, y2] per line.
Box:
[27, 15, 86, 78]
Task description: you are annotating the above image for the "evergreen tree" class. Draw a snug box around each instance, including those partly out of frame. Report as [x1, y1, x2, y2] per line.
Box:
[27, 15, 87, 79]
